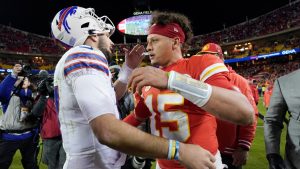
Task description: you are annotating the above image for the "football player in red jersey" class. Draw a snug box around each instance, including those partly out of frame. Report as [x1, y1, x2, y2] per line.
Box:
[124, 11, 254, 169]
[199, 43, 258, 169]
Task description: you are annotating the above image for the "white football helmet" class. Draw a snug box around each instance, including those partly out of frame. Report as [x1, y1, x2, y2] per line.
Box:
[51, 6, 115, 47]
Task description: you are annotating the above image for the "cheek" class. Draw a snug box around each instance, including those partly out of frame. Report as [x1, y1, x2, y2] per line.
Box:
[154, 46, 164, 57]
[99, 41, 110, 51]
[157, 46, 171, 58]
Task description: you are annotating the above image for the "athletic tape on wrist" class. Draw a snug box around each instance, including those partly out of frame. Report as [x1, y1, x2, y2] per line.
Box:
[118, 64, 133, 84]
[167, 71, 212, 107]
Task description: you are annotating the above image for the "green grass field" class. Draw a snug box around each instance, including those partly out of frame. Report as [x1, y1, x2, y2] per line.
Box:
[10, 97, 286, 169]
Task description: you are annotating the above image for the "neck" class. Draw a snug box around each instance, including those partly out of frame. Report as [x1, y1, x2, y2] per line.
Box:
[84, 42, 98, 49]
[84, 38, 99, 50]
[163, 52, 183, 67]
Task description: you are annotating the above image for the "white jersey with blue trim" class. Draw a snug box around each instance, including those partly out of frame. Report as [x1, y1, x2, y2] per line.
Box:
[54, 45, 126, 169]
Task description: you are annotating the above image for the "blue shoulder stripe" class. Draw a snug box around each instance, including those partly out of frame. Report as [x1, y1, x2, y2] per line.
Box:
[66, 52, 108, 65]
[64, 61, 109, 77]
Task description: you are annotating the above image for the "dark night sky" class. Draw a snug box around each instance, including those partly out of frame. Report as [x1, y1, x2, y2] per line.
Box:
[0, 0, 292, 43]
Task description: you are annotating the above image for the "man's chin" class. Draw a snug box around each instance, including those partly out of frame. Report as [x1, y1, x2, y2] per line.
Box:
[150, 61, 159, 67]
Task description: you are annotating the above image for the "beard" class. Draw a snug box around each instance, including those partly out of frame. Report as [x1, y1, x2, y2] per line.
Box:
[97, 41, 112, 64]
[99, 47, 112, 63]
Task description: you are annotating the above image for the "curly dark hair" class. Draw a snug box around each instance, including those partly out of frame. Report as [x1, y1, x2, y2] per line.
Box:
[149, 10, 194, 46]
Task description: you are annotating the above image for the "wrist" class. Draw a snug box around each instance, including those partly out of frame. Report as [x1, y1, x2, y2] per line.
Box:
[166, 72, 170, 78]
[118, 64, 133, 84]
[167, 140, 180, 161]
[238, 145, 250, 151]
[174, 140, 180, 160]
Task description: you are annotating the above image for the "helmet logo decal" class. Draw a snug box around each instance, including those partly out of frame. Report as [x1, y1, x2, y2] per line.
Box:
[203, 44, 210, 51]
[58, 6, 78, 33]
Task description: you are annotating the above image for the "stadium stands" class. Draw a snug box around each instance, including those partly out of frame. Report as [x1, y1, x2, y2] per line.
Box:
[0, 0, 299, 85]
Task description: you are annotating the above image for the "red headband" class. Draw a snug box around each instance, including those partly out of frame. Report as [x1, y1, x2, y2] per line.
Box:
[148, 23, 186, 43]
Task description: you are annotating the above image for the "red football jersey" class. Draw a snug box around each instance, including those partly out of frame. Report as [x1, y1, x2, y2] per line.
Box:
[134, 54, 232, 169]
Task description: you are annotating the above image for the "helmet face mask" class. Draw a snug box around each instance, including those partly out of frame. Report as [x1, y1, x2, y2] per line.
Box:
[51, 6, 115, 47]
[82, 8, 115, 36]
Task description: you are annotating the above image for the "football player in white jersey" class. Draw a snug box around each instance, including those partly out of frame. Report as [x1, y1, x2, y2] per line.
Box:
[51, 6, 218, 169]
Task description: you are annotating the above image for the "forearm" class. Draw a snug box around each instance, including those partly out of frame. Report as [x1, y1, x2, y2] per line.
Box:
[203, 86, 254, 125]
[237, 114, 258, 150]
[0, 75, 17, 99]
[264, 120, 282, 154]
[114, 64, 134, 100]
[31, 95, 47, 117]
[264, 81, 286, 154]
[114, 80, 128, 100]
[91, 114, 168, 159]
[168, 71, 254, 125]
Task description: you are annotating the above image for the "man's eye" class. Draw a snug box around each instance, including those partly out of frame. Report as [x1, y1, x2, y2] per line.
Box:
[151, 39, 158, 43]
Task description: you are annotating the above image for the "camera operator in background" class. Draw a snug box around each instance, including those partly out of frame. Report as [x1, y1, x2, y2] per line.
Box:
[31, 70, 66, 169]
[0, 63, 39, 169]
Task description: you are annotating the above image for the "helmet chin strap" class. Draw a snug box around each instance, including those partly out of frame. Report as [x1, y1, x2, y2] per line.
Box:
[88, 29, 99, 35]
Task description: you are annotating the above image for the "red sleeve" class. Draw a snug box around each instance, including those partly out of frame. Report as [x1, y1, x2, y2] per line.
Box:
[205, 71, 232, 90]
[123, 113, 143, 126]
[188, 54, 232, 89]
[123, 93, 151, 126]
[233, 74, 259, 150]
[237, 114, 258, 150]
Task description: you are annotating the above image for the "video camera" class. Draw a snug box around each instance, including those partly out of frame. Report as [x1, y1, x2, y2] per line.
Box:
[18, 64, 32, 77]
[37, 76, 54, 97]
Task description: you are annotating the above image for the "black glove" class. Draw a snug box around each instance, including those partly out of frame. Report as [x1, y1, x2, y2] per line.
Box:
[267, 154, 286, 169]
[45, 77, 54, 97]
[37, 79, 48, 96]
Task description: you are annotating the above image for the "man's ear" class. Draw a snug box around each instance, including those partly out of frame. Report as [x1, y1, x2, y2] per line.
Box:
[89, 34, 98, 42]
[172, 37, 181, 49]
